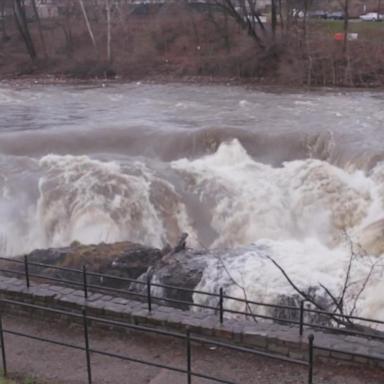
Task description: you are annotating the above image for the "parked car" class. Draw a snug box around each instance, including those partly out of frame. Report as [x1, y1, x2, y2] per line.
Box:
[308, 10, 327, 19]
[327, 11, 345, 20]
[360, 12, 384, 21]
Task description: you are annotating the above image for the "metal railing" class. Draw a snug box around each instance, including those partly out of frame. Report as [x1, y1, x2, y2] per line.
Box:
[0, 256, 383, 342]
[0, 298, 314, 384]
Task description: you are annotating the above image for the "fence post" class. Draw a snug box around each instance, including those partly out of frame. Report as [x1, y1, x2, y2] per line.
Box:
[147, 275, 152, 312]
[0, 313, 7, 377]
[82, 265, 88, 300]
[24, 255, 30, 289]
[299, 300, 305, 336]
[308, 334, 314, 384]
[219, 287, 224, 324]
[186, 328, 191, 384]
[82, 309, 92, 384]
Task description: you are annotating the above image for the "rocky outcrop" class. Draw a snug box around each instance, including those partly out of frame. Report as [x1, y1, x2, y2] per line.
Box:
[13, 241, 163, 290]
[3, 238, 384, 340]
[143, 248, 208, 309]
[7, 235, 207, 307]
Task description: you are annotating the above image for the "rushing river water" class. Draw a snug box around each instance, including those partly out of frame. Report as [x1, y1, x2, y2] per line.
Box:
[1, 82, 384, 320]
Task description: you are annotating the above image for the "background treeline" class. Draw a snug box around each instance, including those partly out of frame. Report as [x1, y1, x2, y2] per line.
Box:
[0, 0, 384, 87]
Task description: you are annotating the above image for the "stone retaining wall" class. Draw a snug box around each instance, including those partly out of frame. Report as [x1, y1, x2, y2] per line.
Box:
[0, 276, 383, 369]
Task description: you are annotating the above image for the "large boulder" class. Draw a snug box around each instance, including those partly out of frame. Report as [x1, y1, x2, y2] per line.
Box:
[141, 248, 208, 309]
[7, 235, 207, 307]
[14, 241, 163, 290]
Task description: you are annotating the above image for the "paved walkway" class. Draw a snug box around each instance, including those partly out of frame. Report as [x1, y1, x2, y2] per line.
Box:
[0, 276, 383, 375]
[2, 314, 384, 384]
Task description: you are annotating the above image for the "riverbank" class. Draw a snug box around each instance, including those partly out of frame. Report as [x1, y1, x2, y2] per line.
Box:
[0, 73, 269, 88]
[1, 5, 384, 89]
[2, 73, 384, 94]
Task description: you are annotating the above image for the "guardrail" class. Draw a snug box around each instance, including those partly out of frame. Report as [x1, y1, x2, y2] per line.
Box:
[0, 256, 383, 342]
[0, 298, 314, 384]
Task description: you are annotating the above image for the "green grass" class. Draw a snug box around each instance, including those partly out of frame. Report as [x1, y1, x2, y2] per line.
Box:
[315, 20, 384, 40]
[0, 377, 40, 384]
[0, 378, 17, 384]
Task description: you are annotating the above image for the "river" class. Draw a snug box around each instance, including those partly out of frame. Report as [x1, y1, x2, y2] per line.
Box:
[0, 82, 383, 320]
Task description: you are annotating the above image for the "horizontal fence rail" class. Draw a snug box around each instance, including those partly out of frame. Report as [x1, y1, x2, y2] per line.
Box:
[0, 298, 313, 384]
[0, 256, 383, 342]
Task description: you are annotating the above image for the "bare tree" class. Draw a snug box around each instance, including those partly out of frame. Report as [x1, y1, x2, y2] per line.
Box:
[303, 0, 313, 85]
[31, 0, 47, 58]
[106, 0, 112, 63]
[79, 0, 98, 54]
[339, 0, 350, 56]
[206, 4, 232, 52]
[0, 0, 10, 41]
[13, 0, 37, 59]
[271, 0, 277, 39]
[263, 233, 384, 335]
[211, 0, 268, 49]
[59, 1, 76, 58]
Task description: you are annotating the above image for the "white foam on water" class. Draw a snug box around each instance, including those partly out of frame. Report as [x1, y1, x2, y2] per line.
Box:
[172, 140, 384, 318]
[0, 138, 383, 319]
[193, 238, 384, 321]
[0, 154, 196, 255]
[37, 154, 169, 248]
[172, 139, 381, 247]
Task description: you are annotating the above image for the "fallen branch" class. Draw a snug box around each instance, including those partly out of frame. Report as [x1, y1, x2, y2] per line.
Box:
[263, 254, 351, 327]
[215, 255, 258, 322]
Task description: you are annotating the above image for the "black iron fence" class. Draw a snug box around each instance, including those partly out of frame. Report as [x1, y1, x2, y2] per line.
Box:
[0, 256, 383, 342]
[0, 298, 313, 384]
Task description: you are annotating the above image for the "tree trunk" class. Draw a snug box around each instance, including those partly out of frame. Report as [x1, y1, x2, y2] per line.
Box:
[207, 6, 231, 52]
[31, 0, 47, 58]
[342, 0, 349, 57]
[278, 0, 284, 32]
[303, 0, 309, 44]
[62, 23, 74, 58]
[271, 0, 277, 40]
[14, 0, 37, 60]
[218, 0, 266, 50]
[106, 0, 111, 63]
[1, 0, 8, 41]
[79, 0, 98, 55]
[303, 0, 312, 86]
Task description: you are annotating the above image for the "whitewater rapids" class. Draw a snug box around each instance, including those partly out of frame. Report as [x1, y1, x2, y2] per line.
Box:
[0, 83, 383, 321]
